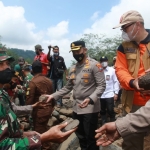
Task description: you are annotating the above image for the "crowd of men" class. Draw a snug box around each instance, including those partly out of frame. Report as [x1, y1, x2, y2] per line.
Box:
[0, 9, 150, 150]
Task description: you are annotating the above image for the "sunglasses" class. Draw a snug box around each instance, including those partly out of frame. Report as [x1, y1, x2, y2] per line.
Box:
[121, 22, 135, 32]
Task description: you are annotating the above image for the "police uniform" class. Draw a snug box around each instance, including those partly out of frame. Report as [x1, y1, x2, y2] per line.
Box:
[0, 48, 41, 149]
[52, 41, 106, 150]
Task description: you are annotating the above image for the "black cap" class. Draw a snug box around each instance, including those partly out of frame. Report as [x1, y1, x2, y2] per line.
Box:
[70, 41, 85, 52]
[100, 56, 108, 62]
[32, 60, 42, 74]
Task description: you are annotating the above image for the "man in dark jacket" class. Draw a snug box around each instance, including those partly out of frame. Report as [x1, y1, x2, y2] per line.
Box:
[47, 45, 68, 107]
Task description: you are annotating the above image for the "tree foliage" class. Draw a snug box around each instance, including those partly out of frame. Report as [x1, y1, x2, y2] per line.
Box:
[80, 33, 122, 65]
[0, 42, 35, 68]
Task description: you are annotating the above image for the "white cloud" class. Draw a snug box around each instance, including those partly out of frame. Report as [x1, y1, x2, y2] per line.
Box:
[84, 0, 150, 37]
[90, 11, 100, 21]
[47, 21, 69, 39]
[0, 2, 43, 49]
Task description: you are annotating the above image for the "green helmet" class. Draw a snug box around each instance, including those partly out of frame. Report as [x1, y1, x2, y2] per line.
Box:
[0, 46, 14, 62]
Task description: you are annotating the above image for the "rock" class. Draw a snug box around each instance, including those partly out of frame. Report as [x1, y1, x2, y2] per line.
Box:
[59, 115, 67, 122]
[52, 110, 60, 119]
[63, 94, 71, 99]
[59, 108, 73, 117]
[39, 95, 47, 102]
[63, 100, 73, 108]
[57, 133, 80, 150]
[47, 116, 59, 127]
[55, 107, 61, 112]
[139, 72, 150, 90]
[100, 143, 122, 150]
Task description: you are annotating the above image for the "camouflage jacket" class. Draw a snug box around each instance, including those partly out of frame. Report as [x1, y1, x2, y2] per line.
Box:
[17, 73, 33, 95]
[0, 89, 41, 149]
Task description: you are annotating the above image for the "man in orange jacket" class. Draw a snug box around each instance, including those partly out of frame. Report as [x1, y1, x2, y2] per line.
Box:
[112, 10, 150, 150]
[114, 10, 150, 113]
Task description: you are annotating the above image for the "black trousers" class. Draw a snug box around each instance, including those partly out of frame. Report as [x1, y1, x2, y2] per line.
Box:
[73, 112, 99, 150]
[100, 97, 115, 124]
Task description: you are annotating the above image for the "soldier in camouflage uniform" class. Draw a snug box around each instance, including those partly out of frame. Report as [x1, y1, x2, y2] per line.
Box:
[15, 64, 33, 97]
[0, 47, 76, 149]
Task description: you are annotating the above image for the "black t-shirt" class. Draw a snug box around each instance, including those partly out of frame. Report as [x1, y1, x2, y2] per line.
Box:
[48, 55, 67, 79]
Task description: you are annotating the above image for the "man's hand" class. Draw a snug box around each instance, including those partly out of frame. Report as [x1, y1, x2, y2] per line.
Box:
[114, 94, 118, 101]
[145, 68, 150, 73]
[132, 78, 144, 91]
[78, 98, 90, 108]
[95, 122, 121, 146]
[40, 122, 77, 143]
[45, 94, 54, 103]
[66, 76, 69, 81]
[32, 102, 47, 108]
[48, 45, 52, 49]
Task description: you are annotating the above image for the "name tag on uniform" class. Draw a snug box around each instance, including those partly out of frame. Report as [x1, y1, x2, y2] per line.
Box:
[106, 75, 110, 81]
[124, 47, 136, 53]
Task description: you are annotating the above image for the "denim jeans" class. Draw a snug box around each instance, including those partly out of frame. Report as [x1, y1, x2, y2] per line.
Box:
[51, 78, 63, 105]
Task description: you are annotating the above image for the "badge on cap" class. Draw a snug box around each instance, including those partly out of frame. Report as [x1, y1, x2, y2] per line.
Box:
[72, 43, 75, 47]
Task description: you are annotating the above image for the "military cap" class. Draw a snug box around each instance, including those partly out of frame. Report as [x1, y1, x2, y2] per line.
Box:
[100, 56, 108, 62]
[35, 44, 44, 50]
[70, 41, 85, 52]
[18, 57, 25, 65]
[0, 46, 14, 62]
[22, 64, 32, 71]
[113, 10, 144, 29]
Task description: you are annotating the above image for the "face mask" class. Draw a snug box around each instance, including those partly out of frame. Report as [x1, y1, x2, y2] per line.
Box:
[101, 62, 108, 68]
[122, 31, 131, 42]
[53, 52, 59, 56]
[0, 68, 13, 84]
[122, 24, 138, 42]
[36, 51, 40, 55]
[73, 53, 85, 62]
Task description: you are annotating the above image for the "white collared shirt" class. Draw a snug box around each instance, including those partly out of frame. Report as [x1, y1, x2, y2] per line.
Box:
[101, 66, 120, 98]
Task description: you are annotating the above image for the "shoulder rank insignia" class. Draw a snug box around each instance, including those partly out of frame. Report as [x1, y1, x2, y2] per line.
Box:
[96, 63, 103, 72]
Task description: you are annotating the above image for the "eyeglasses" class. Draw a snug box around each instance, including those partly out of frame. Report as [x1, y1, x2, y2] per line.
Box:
[121, 22, 135, 32]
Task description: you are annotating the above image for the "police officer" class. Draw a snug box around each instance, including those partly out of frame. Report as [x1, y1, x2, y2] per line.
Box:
[0, 47, 77, 149]
[46, 41, 106, 150]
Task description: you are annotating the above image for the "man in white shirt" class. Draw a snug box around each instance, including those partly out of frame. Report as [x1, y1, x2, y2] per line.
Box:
[100, 56, 120, 125]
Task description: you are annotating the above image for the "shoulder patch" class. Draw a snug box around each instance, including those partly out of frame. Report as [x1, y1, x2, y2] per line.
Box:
[96, 63, 103, 72]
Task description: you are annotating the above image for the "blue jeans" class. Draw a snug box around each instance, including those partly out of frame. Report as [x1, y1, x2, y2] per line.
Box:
[51, 78, 63, 105]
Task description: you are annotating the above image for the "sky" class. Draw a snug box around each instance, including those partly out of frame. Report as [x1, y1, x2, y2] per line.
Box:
[0, 0, 150, 67]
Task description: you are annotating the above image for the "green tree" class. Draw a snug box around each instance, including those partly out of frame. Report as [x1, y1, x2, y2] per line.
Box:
[80, 33, 122, 65]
